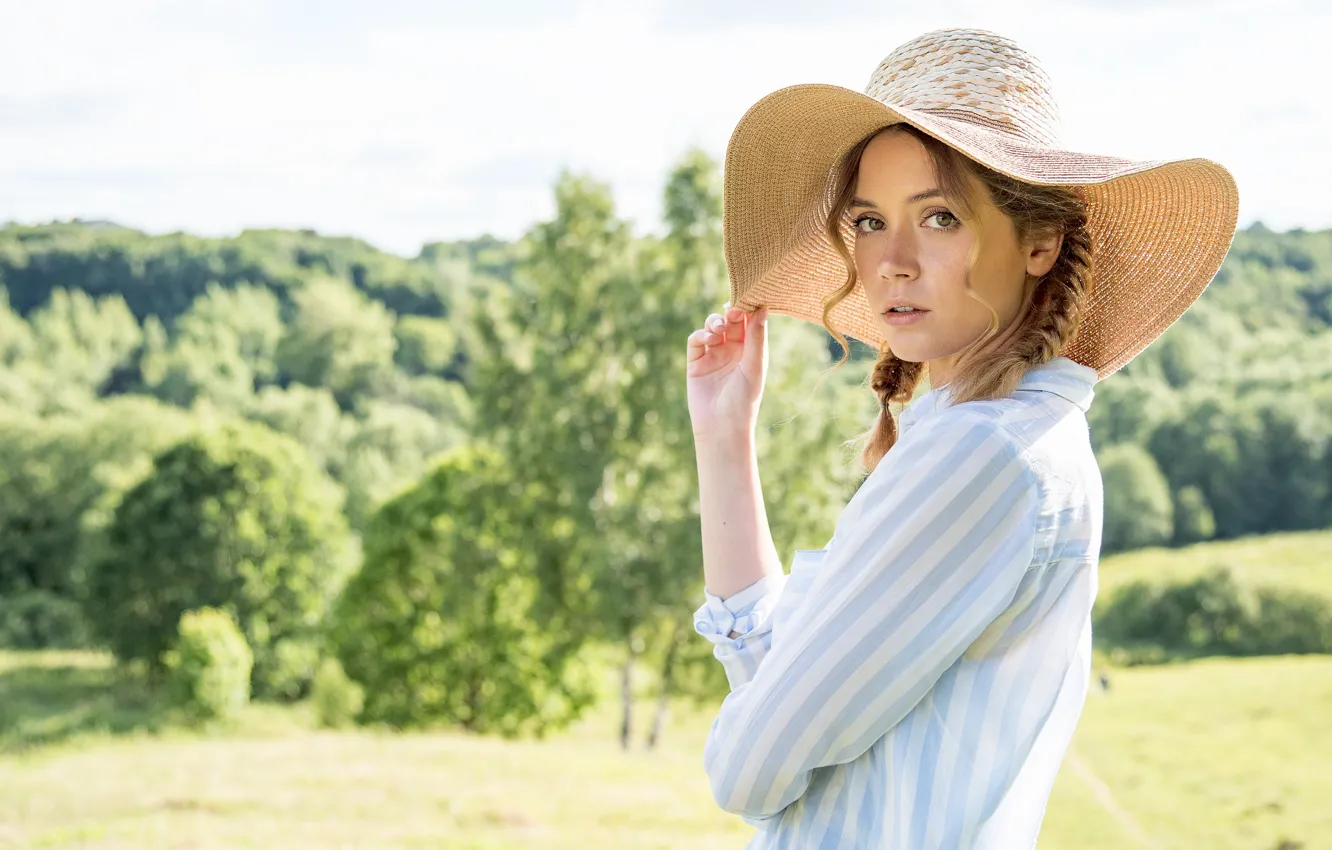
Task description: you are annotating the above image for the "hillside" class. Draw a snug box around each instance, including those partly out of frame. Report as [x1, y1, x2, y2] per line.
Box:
[1098, 528, 1332, 605]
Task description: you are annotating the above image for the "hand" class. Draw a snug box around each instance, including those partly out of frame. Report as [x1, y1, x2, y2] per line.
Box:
[685, 301, 769, 441]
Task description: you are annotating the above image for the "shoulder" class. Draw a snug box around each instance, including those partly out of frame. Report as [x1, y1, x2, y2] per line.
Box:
[864, 405, 1041, 504]
[894, 403, 1033, 469]
[838, 405, 1046, 560]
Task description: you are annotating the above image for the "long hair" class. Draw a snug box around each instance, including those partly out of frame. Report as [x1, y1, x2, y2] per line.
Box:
[818, 124, 1092, 473]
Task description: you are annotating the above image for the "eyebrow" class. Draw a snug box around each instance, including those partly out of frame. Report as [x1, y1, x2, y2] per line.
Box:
[850, 189, 944, 208]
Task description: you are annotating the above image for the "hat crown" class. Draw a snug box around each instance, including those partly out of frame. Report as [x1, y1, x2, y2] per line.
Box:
[865, 28, 1061, 146]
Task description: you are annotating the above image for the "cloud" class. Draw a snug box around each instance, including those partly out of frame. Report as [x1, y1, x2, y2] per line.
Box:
[0, 0, 1327, 255]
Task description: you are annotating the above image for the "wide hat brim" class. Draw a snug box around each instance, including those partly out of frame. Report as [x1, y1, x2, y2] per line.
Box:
[722, 83, 1240, 380]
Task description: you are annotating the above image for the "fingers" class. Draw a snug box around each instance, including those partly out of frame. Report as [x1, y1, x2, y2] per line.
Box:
[688, 303, 765, 358]
[686, 328, 711, 361]
[703, 311, 730, 344]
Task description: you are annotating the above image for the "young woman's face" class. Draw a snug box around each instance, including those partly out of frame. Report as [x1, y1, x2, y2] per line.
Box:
[851, 129, 1060, 385]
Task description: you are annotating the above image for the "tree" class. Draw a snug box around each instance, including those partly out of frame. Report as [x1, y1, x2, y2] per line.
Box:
[341, 399, 463, 529]
[28, 288, 142, 393]
[0, 397, 194, 604]
[140, 317, 255, 409]
[0, 288, 33, 366]
[470, 151, 873, 749]
[83, 420, 356, 699]
[1099, 443, 1174, 552]
[275, 276, 397, 408]
[244, 384, 352, 476]
[1172, 485, 1216, 545]
[393, 315, 459, 377]
[329, 443, 597, 736]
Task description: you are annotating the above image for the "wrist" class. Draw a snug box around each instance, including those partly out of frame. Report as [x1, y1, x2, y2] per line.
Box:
[692, 428, 756, 452]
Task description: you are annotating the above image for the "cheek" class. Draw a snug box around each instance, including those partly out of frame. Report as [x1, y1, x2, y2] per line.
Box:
[917, 240, 971, 303]
[852, 239, 874, 281]
[970, 254, 1028, 317]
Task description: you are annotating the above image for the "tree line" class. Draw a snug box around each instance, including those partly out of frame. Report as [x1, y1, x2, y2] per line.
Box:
[1, 150, 1329, 738]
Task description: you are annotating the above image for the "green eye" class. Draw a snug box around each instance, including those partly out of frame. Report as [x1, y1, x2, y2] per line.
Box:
[852, 215, 883, 233]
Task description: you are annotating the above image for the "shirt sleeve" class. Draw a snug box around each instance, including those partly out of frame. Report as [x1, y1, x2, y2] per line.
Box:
[701, 410, 1043, 822]
[693, 572, 788, 690]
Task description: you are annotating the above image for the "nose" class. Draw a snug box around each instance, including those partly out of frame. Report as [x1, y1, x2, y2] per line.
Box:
[874, 222, 920, 282]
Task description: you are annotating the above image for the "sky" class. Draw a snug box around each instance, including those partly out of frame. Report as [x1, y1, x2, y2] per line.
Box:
[1, 0, 1326, 258]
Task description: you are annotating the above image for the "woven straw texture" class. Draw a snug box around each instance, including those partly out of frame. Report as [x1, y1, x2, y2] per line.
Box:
[722, 28, 1240, 379]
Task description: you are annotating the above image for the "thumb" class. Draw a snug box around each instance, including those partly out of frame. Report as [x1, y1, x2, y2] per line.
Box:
[741, 307, 768, 377]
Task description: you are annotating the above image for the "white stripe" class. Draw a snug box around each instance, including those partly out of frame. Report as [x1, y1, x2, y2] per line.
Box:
[922, 662, 979, 846]
[691, 359, 1103, 847]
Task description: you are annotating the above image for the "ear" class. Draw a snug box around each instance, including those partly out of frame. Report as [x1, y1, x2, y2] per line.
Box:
[1025, 229, 1064, 279]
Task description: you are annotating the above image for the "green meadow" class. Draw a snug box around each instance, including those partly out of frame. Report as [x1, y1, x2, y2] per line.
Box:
[1, 528, 1329, 849]
[2, 532, 1330, 849]
[1097, 528, 1332, 605]
[1, 651, 1328, 849]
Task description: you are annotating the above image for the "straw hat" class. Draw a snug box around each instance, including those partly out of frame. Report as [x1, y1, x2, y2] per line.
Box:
[722, 27, 1239, 379]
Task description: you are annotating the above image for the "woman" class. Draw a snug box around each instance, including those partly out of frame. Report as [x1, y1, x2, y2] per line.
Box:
[685, 28, 1237, 848]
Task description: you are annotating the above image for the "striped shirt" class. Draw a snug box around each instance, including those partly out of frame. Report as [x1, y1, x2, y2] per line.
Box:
[692, 355, 1103, 849]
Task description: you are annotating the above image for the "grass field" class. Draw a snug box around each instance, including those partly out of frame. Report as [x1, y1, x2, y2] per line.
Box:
[1, 649, 1329, 849]
[1097, 528, 1332, 605]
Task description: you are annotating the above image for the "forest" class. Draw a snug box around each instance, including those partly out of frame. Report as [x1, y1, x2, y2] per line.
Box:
[2, 147, 1331, 734]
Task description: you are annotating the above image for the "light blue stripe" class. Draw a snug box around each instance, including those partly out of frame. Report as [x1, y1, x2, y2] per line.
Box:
[691, 356, 1103, 848]
[717, 419, 1012, 814]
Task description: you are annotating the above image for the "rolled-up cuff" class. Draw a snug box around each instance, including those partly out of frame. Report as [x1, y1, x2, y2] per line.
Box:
[693, 572, 787, 644]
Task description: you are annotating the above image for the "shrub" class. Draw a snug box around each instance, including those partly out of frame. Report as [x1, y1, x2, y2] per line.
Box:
[311, 657, 365, 728]
[165, 607, 253, 723]
[1094, 566, 1332, 663]
[0, 589, 92, 649]
[83, 420, 355, 699]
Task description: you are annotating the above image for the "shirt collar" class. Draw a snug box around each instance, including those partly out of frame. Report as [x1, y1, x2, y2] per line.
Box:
[897, 356, 1098, 434]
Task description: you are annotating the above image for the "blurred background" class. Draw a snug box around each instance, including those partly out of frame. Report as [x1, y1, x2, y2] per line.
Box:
[0, 1, 1328, 848]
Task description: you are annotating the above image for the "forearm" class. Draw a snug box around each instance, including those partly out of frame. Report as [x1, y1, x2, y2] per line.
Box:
[694, 431, 784, 602]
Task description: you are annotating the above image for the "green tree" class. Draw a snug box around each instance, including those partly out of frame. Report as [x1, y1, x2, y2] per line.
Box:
[177, 282, 282, 382]
[140, 318, 254, 408]
[1085, 372, 1177, 452]
[329, 443, 597, 736]
[471, 151, 871, 747]
[0, 398, 194, 605]
[275, 276, 397, 407]
[84, 420, 355, 699]
[1099, 443, 1174, 552]
[1172, 485, 1216, 545]
[0, 288, 33, 366]
[28, 288, 142, 393]
[244, 384, 352, 476]
[393, 315, 458, 377]
[341, 400, 462, 529]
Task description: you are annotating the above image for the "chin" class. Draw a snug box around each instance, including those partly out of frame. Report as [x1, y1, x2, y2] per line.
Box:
[883, 337, 933, 364]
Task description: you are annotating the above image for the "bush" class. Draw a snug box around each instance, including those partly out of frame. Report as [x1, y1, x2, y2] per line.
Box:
[1249, 587, 1332, 655]
[1094, 566, 1332, 662]
[165, 607, 253, 723]
[329, 442, 597, 737]
[0, 589, 92, 649]
[83, 420, 356, 700]
[311, 657, 365, 728]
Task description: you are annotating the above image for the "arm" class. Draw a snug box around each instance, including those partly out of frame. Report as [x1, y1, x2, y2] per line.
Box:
[693, 431, 785, 602]
[702, 411, 1043, 821]
[690, 429, 787, 695]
